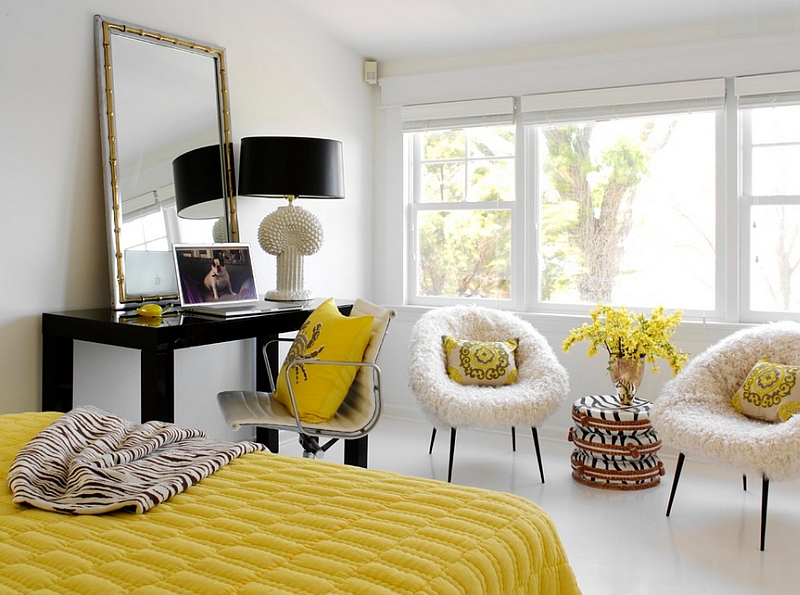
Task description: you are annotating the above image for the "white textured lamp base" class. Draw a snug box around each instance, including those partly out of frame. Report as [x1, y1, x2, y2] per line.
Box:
[265, 289, 312, 301]
[258, 204, 323, 302]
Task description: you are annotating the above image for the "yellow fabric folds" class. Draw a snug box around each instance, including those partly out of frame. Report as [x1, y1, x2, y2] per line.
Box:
[1, 412, 581, 595]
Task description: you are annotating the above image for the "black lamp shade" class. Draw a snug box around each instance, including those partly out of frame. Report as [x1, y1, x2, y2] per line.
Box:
[237, 136, 344, 199]
[172, 145, 233, 219]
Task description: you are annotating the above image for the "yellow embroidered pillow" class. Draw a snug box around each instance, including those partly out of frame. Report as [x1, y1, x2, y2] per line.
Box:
[731, 359, 800, 422]
[274, 298, 373, 423]
[443, 336, 518, 386]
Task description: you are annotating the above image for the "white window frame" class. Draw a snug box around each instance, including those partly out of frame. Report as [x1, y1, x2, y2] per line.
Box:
[520, 79, 727, 319]
[403, 98, 522, 309]
[396, 75, 800, 323]
[736, 72, 800, 322]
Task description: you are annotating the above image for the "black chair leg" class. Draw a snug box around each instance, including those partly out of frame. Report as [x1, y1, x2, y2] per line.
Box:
[299, 435, 320, 458]
[511, 427, 516, 452]
[447, 428, 457, 483]
[743, 474, 747, 491]
[666, 452, 686, 517]
[531, 427, 545, 483]
[428, 427, 437, 454]
[761, 475, 770, 552]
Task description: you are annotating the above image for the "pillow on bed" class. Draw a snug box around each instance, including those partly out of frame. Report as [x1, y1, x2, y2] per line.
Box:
[443, 336, 518, 386]
[275, 298, 373, 423]
[731, 359, 800, 422]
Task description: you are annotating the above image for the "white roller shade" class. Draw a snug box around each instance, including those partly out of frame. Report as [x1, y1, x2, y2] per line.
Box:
[401, 97, 515, 131]
[521, 79, 725, 124]
[735, 71, 800, 107]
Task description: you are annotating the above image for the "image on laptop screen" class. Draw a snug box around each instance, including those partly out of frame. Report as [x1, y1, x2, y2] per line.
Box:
[173, 244, 259, 306]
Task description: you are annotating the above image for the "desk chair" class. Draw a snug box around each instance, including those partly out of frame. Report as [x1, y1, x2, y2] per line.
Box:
[218, 299, 395, 467]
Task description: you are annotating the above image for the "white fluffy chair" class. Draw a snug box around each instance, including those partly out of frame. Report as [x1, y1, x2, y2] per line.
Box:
[408, 305, 569, 483]
[650, 321, 800, 550]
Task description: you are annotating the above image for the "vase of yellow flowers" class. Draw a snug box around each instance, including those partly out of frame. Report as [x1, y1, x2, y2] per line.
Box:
[563, 304, 689, 405]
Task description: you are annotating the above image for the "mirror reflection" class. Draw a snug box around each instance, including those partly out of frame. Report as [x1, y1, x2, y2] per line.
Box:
[95, 16, 237, 309]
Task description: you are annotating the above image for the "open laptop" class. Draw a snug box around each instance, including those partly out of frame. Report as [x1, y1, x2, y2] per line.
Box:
[124, 250, 179, 297]
[172, 243, 304, 317]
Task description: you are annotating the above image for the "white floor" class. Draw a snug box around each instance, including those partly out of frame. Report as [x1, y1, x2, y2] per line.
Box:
[278, 416, 800, 595]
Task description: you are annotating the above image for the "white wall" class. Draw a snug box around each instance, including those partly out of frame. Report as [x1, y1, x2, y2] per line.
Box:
[0, 0, 376, 439]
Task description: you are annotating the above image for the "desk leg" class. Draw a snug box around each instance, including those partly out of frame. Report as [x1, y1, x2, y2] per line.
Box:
[256, 427, 279, 452]
[344, 436, 368, 468]
[141, 349, 174, 423]
[42, 335, 73, 413]
[254, 334, 280, 452]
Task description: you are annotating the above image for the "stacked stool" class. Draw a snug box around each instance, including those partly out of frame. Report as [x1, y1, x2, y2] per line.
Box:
[568, 394, 665, 490]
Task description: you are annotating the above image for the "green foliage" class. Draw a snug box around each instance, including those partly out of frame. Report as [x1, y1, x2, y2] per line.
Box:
[418, 210, 511, 298]
[423, 130, 465, 159]
[423, 163, 464, 202]
[416, 127, 514, 298]
[539, 200, 581, 301]
[540, 121, 668, 303]
[414, 120, 669, 302]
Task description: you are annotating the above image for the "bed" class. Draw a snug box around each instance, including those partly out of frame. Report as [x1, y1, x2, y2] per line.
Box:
[1, 411, 581, 594]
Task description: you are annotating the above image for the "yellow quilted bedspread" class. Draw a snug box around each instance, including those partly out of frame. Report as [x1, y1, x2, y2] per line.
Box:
[1, 412, 581, 595]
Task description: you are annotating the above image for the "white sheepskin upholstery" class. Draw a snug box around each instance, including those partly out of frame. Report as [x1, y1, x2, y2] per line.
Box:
[651, 321, 800, 481]
[408, 305, 569, 430]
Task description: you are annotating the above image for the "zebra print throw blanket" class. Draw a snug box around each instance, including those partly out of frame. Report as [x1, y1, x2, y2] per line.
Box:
[8, 406, 266, 514]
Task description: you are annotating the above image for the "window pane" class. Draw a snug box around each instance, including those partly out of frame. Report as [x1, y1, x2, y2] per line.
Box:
[416, 209, 511, 299]
[423, 130, 465, 160]
[422, 162, 465, 203]
[750, 104, 800, 145]
[746, 105, 800, 196]
[468, 126, 515, 158]
[418, 126, 515, 204]
[536, 112, 716, 309]
[469, 159, 514, 202]
[751, 145, 800, 195]
[120, 211, 168, 251]
[749, 205, 800, 312]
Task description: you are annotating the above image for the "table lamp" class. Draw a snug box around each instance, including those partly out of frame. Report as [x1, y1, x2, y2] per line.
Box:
[237, 136, 344, 301]
[172, 144, 233, 242]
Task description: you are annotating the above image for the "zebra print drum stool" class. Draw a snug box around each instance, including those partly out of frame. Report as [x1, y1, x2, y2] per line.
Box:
[568, 394, 665, 490]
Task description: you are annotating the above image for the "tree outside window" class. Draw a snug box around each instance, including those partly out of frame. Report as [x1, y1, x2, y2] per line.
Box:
[535, 112, 717, 310]
[410, 126, 515, 300]
[400, 78, 800, 322]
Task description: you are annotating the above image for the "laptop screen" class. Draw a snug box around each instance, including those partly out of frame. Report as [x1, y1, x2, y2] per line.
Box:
[173, 244, 259, 306]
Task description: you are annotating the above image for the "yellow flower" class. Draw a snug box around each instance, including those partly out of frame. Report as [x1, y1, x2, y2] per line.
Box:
[562, 304, 689, 375]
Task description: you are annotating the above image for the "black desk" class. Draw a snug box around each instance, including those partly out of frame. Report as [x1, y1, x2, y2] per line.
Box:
[41, 304, 352, 454]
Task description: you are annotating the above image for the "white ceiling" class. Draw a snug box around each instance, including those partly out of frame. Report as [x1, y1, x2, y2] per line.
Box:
[277, 0, 800, 64]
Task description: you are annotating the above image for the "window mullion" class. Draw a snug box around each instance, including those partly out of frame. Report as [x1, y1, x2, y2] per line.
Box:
[721, 79, 739, 322]
[525, 125, 538, 311]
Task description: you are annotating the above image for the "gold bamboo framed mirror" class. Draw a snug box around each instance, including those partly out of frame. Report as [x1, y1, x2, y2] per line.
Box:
[94, 15, 238, 309]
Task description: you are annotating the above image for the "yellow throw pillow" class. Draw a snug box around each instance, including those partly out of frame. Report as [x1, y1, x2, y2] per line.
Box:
[731, 359, 800, 422]
[443, 336, 518, 386]
[274, 298, 373, 423]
